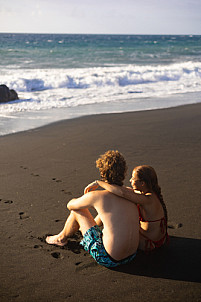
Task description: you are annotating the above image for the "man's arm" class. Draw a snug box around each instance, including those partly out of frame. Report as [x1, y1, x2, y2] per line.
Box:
[67, 191, 97, 211]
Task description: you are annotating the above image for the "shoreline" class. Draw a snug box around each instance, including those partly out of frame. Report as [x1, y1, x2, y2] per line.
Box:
[1, 91, 201, 137]
[0, 103, 201, 301]
[27, 101, 201, 137]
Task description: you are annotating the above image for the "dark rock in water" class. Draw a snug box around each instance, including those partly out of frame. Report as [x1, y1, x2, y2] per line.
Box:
[0, 84, 19, 103]
[9, 89, 19, 101]
[0, 85, 10, 103]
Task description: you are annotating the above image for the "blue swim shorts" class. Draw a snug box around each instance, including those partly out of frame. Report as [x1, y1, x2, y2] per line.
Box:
[80, 225, 136, 268]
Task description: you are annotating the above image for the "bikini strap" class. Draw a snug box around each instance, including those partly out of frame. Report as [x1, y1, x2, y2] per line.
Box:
[138, 204, 167, 227]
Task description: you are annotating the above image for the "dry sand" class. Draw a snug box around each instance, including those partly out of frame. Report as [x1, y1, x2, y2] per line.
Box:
[0, 103, 201, 302]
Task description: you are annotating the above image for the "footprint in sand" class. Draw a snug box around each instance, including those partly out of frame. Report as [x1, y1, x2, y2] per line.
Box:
[4, 200, 13, 204]
[75, 260, 99, 273]
[61, 189, 72, 195]
[12, 295, 20, 299]
[38, 235, 48, 243]
[31, 173, 40, 177]
[52, 178, 62, 183]
[20, 166, 28, 170]
[75, 262, 82, 266]
[34, 244, 43, 249]
[51, 251, 63, 259]
[19, 212, 30, 220]
[168, 222, 183, 229]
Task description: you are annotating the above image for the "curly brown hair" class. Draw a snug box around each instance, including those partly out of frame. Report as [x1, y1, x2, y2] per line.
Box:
[96, 150, 127, 186]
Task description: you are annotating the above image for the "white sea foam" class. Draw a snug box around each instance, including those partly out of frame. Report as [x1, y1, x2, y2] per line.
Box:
[0, 61, 201, 114]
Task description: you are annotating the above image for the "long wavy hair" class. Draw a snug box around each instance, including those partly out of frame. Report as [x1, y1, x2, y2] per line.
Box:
[134, 165, 168, 222]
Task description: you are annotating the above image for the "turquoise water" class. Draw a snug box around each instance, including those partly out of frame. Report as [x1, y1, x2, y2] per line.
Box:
[1, 34, 201, 68]
[0, 34, 201, 135]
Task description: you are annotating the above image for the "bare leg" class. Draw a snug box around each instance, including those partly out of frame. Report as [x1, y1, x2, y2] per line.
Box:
[94, 214, 103, 227]
[46, 211, 79, 246]
[46, 209, 96, 246]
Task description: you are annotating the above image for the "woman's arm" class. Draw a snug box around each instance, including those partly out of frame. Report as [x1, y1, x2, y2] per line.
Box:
[96, 180, 149, 205]
[84, 181, 99, 194]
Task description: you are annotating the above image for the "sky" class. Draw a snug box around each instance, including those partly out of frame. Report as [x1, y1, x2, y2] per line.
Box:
[0, 0, 201, 35]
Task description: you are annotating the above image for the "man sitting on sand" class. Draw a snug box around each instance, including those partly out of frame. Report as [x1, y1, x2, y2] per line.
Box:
[46, 150, 139, 268]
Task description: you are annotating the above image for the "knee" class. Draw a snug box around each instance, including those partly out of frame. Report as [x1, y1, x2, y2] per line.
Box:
[71, 209, 87, 216]
[70, 210, 78, 217]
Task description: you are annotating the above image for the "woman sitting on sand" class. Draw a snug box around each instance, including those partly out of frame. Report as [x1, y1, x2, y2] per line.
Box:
[85, 165, 169, 252]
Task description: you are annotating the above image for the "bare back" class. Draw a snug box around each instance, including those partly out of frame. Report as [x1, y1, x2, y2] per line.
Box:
[92, 190, 139, 261]
[138, 193, 165, 235]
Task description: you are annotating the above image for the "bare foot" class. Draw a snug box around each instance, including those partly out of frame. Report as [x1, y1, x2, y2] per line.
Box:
[46, 234, 68, 246]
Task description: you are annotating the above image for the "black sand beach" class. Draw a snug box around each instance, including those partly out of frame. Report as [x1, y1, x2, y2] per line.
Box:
[0, 103, 201, 302]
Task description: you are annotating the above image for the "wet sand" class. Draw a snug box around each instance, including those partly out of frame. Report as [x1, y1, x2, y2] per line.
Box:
[0, 103, 201, 302]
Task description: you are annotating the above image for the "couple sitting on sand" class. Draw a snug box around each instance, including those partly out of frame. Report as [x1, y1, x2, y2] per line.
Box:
[46, 150, 169, 268]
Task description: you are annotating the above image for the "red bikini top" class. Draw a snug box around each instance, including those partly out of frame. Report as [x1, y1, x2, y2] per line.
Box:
[137, 204, 167, 233]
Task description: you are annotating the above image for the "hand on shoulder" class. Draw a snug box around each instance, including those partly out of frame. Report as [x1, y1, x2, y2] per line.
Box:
[84, 180, 99, 194]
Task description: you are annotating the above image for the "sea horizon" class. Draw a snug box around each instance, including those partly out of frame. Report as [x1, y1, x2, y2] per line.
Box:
[1, 32, 200, 35]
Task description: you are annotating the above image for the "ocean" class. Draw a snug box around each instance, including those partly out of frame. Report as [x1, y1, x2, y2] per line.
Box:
[0, 33, 201, 136]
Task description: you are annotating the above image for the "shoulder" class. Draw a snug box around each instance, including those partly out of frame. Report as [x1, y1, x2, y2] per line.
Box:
[133, 191, 154, 206]
[84, 190, 107, 199]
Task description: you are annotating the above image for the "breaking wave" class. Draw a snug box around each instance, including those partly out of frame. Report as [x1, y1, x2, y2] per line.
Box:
[1, 61, 201, 113]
